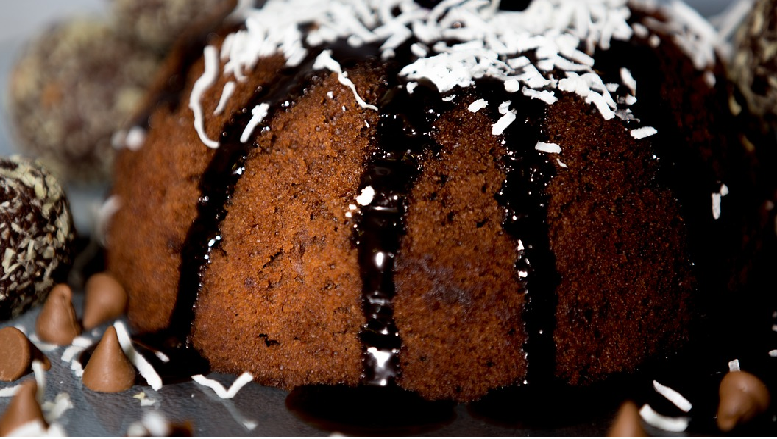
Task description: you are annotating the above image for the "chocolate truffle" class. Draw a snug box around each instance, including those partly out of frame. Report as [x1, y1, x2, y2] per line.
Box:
[730, 0, 777, 127]
[0, 379, 46, 436]
[83, 272, 128, 330]
[35, 284, 81, 345]
[82, 326, 135, 393]
[0, 327, 50, 382]
[0, 156, 75, 320]
[8, 18, 162, 184]
[111, 0, 231, 52]
[717, 370, 771, 432]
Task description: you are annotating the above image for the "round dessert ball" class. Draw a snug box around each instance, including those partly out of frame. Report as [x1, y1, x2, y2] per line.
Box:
[8, 18, 162, 184]
[730, 0, 777, 127]
[0, 156, 76, 320]
[111, 0, 229, 52]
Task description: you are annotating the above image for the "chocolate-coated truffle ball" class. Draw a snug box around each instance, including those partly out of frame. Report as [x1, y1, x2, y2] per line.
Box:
[8, 18, 161, 184]
[0, 156, 76, 319]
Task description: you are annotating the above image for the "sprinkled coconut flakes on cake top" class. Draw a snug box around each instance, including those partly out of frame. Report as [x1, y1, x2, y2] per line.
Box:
[639, 404, 690, 432]
[190, 0, 722, 147]
[652, 380, 692, 412]
[184, 0, 726, 151]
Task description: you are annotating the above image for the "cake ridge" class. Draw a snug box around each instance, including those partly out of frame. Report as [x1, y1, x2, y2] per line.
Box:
[170, 47, 327, 347]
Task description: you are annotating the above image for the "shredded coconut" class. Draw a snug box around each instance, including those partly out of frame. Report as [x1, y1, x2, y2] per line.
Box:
[192, 372, 254, 399]
[356, 186, 375, 206]
[114, 322, 163, 390]
[190, 45, 221, 148]
[639, 403, 690, 432]
[631, 126, 657, 139]
[313, 50, 378, 111]
[42, 393, 73, 422]
[468, 98, 488, 112]
[214, 81, 237, 115]
[0, 385, 20, 398]
[202, 0, 715, 141]
[652, 380, 692, 412]
[535, 141, 562, 154]
[240, 104, 270, 143]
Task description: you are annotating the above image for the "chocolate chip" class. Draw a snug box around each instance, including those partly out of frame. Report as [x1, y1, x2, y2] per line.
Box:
[35, 284, 81, 345]
[717, 370, 771, 432]
[608, 400, 646, 437]
[0, 379, 47, 435]
[0, 327, 50, 382]
[83, 273, 128, 330]
[82, 326, 135, 393]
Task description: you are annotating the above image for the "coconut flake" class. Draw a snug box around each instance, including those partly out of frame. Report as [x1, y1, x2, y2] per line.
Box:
[652, 380, 692, 412]
[535, 141, 562, 154]
[468, 98, 488, 112]
[32, 361, 46, 403]
[356, 186, 375, 206]
[42, 393, 73, 422]
[728, 359, 741, 371]
[124, 127, 147, 151]
[190, 45, 221, 148]
[314, 50, 378, 111]
[0, 385, 20, 397]
[28, 334, 57, 352]
[620, 67, 636, 94]
[114, 322, 163, 390]
[639, 404, 690, 432]
[492, 110, 516, 136]
[192, 372, 254, 399]
[214, 81, 237, 115]
[240, 103, 270, 143]
[630, 126, 657, 139]
[522, 88, 557, 105]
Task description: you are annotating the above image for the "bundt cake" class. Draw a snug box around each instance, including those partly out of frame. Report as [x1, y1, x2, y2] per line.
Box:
[107, 0, 766, 401]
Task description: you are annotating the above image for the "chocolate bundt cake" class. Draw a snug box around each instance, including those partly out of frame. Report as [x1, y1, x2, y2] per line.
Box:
[107, 0, 766, 401]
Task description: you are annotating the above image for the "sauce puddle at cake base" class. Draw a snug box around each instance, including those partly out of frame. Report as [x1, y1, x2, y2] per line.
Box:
[285, 384, 455, 436]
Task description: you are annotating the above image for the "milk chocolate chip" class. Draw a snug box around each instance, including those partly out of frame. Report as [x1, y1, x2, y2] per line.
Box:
[83, 273, 128, 330]
[608, 400, 646, 437]
[0, 379, 47, 435]
[35, 284, 81, 345]
[0, 327, 50, 381]
[717, 370, 771, 432]
[82, 326, 135, 392]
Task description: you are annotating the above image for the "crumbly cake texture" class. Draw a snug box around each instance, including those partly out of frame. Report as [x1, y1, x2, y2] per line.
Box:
[8, 18, 161, 184]
[0, 157, 75, 320]
[108, 0, 763, 401]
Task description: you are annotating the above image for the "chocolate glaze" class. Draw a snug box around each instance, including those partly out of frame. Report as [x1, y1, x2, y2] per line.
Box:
[356, 75, 449, 385]
[483, 83, 557, 385]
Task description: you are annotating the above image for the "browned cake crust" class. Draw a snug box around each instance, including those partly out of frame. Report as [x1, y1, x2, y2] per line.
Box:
[109, 38, 287, 332]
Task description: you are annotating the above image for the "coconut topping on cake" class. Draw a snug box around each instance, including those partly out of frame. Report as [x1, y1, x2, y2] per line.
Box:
[171, 0, 735, 151]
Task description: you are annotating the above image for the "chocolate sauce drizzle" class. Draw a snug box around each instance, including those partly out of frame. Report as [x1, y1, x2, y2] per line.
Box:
[355, 67, 559, 384]
[356, 77, 449, 385]
[482, 85, 559, 385]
